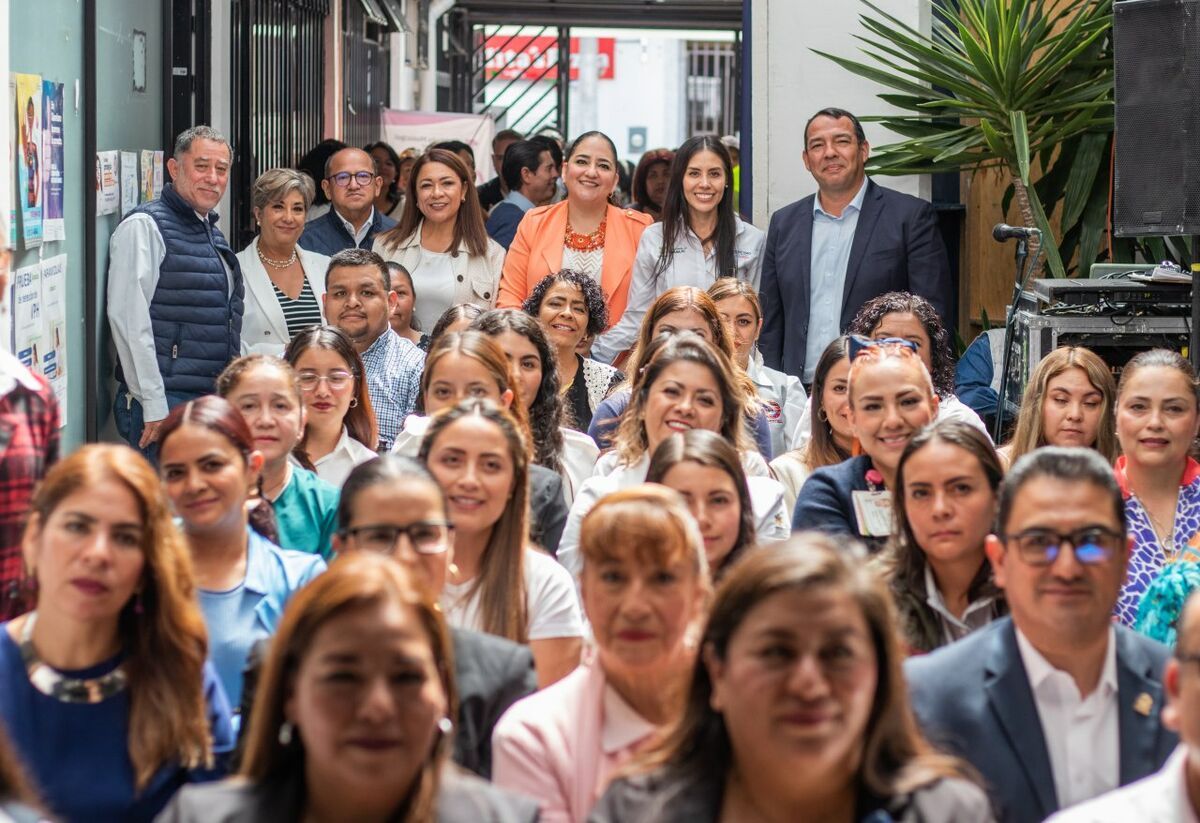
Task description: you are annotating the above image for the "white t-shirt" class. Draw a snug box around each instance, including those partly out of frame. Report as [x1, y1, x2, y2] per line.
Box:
[411, 248, 458, 333]
[440, 548, 584, 641]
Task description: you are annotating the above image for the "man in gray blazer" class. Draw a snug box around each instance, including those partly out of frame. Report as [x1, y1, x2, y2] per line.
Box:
[906, 447, 1176, 823]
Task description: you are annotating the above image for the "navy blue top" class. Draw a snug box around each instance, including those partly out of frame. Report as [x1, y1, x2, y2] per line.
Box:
[0, 625, 234, 823]
[792, 454, 883, 549]
[297, 208, 396, 257]
[587, 389, 775, 458]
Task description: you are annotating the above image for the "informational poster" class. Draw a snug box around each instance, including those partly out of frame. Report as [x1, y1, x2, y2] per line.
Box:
[140, 150, 154, 202]
[11, 262, 41, 375]
[13, 73, 42, 247]
[39, 254, 67, 425]
[41, 80, 64, 241]
[153, 151, 164, 197]
[380, 109, 497, 183]
[120, 151, 138, 216]
[96, 150, 119, 215]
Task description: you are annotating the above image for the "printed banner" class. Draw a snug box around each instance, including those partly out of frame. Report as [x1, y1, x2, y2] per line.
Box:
[14, 73, 43, 247]
[11, 262, 41, 374]
[96, 150, 119, 215]
[380, 109, 497, 182]
[40, 254, 67, 426]
[41, 80, 64, 241]
[153, 151, 164, 198]
[140, 150, 154, 202]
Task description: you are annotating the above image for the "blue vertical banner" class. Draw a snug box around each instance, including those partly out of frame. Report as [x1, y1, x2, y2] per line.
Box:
[13, 73, 43, 248]
[41, 80, 64, 241]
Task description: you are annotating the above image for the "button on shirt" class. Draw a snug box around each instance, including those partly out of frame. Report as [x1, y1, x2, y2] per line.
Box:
[1015, 626, 1120, 809]
[359, 329, 425, 451]
[804, 177, 869, 382]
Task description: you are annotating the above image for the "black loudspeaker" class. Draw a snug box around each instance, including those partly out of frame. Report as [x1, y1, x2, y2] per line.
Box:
[1114, 0, 1200, 236]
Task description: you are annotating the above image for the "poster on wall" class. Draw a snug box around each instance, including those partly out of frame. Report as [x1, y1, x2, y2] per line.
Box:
[11, 262, 41, 375]
[41, 81, 64, 242]
[140, 150, 154, 202]
[96, 150, 119, 215]
[119, 151, 138, 216]
[13, 73, 43, 248]
[40, 254, 67, 426]
[153, 151, 164, 197]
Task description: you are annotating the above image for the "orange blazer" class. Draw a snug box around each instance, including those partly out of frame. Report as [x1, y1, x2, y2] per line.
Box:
[496, 200, 653, 328]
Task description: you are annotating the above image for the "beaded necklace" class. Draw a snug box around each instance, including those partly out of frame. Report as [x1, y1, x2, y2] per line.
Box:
[564, 218, 607, 252]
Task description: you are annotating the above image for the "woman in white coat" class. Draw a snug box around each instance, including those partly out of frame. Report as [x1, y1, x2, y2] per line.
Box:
[237, 168, 329, 356]
[592, 135, 765, 364]
[373, 148, 506, 329]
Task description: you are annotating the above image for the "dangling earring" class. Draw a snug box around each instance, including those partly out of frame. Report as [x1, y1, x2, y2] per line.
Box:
[278, 721, 294, 745]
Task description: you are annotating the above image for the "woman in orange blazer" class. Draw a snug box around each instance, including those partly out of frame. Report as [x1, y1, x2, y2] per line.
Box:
[497, 131, 652, 329]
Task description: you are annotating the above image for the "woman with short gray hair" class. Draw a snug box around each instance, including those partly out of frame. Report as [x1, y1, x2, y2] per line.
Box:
[237, 168, 330, 355]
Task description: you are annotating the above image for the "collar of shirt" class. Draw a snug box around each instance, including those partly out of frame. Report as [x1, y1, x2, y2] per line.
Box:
[1015, 623, 1118, 701]
[922, 563, 996, 633]
[314, 427, 360, 467]
[335, 206, 376, 246]
[812, 176, 870, 220]
[0, 347, 43, 399]
[244, 527, 277, 597]
[601, 681, 657, 755]
[502, 189, 535, 212]
[360, 326, 394, 362]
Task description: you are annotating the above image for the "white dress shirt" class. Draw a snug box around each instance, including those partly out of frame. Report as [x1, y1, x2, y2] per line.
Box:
[922, 564, 1000, 646]
[1015, 626, 1121, 809]
[107, 212, 234, 420]
[747, 350, 807, 457]
[308, 427, 378, 487]
[592, 216, 766, 363]
[336, 206, 376, 248]
[1046, 744, 1200, 823]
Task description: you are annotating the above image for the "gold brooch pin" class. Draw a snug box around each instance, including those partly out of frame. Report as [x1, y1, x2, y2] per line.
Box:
[1134, 693, 1154, 716]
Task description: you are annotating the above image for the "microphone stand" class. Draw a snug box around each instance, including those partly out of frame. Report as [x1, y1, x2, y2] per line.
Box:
[993, 233, 1041, 443]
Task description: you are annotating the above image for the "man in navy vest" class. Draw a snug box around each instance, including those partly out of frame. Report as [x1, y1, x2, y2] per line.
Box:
[107, 125, 243, 459]
[298, 147, 397, 257]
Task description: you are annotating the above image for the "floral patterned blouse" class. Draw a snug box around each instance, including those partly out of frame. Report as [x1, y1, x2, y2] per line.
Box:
[1114, 456, 1200, 626]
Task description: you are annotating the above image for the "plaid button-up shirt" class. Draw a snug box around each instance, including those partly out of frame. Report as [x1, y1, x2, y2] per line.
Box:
[0, 351, 59, 620]
[359, 328, 424, 451]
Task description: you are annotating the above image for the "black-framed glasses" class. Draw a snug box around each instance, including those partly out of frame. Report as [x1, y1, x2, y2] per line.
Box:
[327, 171, 376, 188]
[296, 371, 354, 392]
[341, 522, 453, 555]
[1001, 526, 1124, 566]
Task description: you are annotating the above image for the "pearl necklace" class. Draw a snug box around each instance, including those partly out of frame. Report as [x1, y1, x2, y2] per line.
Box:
[257, 246, 298, 269]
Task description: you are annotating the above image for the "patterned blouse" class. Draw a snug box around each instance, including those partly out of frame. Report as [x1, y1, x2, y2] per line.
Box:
[1114, 456, 1200, 626]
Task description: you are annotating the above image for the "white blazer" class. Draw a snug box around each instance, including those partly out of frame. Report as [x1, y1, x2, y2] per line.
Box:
[236, 237, 330, 356]
[372, 223, 505, 309]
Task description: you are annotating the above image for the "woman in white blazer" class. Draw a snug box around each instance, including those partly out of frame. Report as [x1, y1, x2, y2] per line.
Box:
[237, 168, 330, 356]
[373, 148, 505, 330]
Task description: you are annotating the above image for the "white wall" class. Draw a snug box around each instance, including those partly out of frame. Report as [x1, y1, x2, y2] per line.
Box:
[750, 0, 930, 226]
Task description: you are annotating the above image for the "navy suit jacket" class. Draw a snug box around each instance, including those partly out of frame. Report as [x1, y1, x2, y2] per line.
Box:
[297, 207, 397, 258]
[758, 179, 952, 379]
[905, 618, 1177, 823]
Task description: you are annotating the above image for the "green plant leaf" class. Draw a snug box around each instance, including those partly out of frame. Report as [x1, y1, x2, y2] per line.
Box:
[1010, 111, 1031, 184]
[1061, 131, 1108, 231]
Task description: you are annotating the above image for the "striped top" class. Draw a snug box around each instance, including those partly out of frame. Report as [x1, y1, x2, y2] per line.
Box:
[272, 277, 323, 340]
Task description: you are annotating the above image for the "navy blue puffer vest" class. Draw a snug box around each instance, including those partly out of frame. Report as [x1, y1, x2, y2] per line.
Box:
[124, 183, 244, 396]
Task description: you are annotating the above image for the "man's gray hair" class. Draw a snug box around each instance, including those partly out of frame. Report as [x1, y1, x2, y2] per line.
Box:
[174, 126, 231, 160]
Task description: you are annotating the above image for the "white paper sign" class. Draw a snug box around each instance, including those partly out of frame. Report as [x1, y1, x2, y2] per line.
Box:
[120, 151, 138, 216]
[11, 262, 41, 374]
[40, 254, 67, 425]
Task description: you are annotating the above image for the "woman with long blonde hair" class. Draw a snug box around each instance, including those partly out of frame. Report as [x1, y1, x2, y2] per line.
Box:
[0, 444, 233, 821]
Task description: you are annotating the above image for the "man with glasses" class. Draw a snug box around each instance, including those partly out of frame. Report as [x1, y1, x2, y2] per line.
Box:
[1049, 590, 1200, 820]
[299, 147, 397, 257]
[905, 446, 1177, 823]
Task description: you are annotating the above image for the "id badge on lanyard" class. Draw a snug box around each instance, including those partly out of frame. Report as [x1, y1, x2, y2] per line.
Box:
[851, 490, 894, 537]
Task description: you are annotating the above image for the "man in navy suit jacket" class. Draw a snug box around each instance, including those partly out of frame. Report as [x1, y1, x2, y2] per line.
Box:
[758, 108, 951, 382]
[299, 147, 397, 257]
[906, 447, 1177, 823]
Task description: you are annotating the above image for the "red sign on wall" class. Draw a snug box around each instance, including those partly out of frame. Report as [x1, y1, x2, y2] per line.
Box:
[483, 37, 615, 82]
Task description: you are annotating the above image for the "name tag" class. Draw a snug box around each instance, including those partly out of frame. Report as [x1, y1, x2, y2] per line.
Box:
[852, 490, 894, 537]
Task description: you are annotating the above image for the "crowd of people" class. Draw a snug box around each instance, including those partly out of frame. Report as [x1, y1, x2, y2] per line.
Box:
[0, 107, 1196, 822]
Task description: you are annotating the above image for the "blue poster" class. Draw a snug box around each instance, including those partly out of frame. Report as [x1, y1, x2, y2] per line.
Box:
[41, 80, 64, 241]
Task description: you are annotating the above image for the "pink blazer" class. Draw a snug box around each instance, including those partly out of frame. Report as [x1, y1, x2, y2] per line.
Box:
[491, 658, 653, 823]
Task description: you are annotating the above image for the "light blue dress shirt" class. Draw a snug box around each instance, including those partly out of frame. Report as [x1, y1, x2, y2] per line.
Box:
[804, 177, 869, 382]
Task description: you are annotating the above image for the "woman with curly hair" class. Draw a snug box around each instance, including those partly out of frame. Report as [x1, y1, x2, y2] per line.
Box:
[472, 309, 600, 502]
[523, 270, 623, 430]
[791, 291, 990, 453]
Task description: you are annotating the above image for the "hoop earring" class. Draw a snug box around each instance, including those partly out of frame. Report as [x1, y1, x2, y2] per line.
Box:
[818, 408, 829, 422]
[278, 721, 294, 745]
[349, 397, 358, 408]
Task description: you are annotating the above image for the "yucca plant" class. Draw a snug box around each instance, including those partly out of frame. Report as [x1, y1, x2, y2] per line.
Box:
[814, 0, 1114, 278]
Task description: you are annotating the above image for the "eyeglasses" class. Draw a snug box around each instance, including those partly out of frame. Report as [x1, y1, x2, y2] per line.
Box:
[848, 335, 919, 360]
[327, 171, 376, 188]
[341, 522, 453, 555]
[1000, 526, 1124, 566]
[296, 371, 354, 392]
